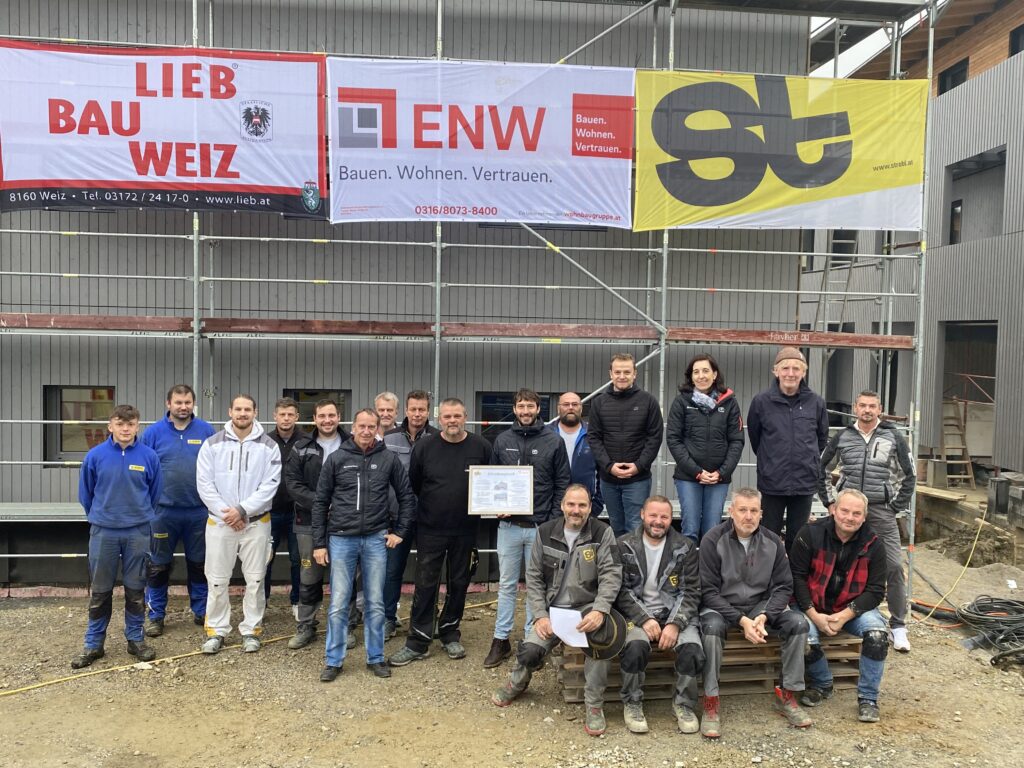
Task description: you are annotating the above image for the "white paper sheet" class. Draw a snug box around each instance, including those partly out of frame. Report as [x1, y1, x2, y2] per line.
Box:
[549, 606, 588, 648]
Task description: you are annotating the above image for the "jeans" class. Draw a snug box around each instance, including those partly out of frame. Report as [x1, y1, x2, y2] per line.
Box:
[86, 523, 151, 648]
[266, 510, 300, 605]
[602, 478, 651, 538]
[383, 533, 413, 624]
[760, 494, 813, 552]
[146, 504, 208, 620]
[804, 608, 888, 702]
[494, 521, 535, 640]
[325, 532, 387, 667]
[675, 479, 730, 543]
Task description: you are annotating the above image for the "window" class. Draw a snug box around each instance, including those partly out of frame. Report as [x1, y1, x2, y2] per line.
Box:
[43, 386, 115, 463]
[949, 199, 963, 245]
[1011, 24, 1024, 57]
[475, 391, 590, 444]
[282, 389, 351, 430]
[938, 58, 968, 95]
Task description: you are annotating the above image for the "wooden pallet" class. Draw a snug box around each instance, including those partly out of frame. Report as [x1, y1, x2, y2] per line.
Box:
[556, 632, 862, 703]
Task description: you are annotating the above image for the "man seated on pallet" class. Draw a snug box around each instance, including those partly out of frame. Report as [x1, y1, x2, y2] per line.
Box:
[698, 487, 812, 738]
[615, 495, 703, 735]
[491, 484, 623, 738]
[790, 488, 889, 724]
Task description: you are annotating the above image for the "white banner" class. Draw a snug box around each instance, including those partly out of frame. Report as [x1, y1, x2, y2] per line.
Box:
[327, 58, 634, 227]
[0, 41, 327, 216]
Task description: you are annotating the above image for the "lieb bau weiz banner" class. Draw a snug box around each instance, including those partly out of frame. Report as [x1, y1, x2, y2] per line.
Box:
[0, 41, 327, 216]
[327, 58, 634, 227]
[634, 71, 928, 232]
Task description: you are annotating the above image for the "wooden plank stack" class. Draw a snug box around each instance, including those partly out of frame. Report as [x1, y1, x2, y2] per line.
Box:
[556, 632, 863, 704]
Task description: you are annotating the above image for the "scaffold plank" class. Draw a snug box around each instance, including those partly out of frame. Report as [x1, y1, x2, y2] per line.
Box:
[200, 318, 435, 337]
[666, 326, 914, 350]
[0, 312, 191, 333]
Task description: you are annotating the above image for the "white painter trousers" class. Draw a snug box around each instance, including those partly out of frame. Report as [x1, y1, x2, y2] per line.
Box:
[203, 516, 272, 638]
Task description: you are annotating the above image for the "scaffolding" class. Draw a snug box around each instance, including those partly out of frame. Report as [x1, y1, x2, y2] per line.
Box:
[1, 0, 936, 599]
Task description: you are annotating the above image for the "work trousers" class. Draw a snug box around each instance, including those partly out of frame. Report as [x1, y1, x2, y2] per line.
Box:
[85, 523, 150, 649]
[265, 509, 300, 605]
[404, 530, 474, 653]
[510, 624, 609, 709]
[700, 607, 807, 696]
[146, 504, 207, 621]
[619, 620, 702, 709]
[760, 494, 813, 553]
[867, 503, 908, 627]
[204, 516, 272, 638]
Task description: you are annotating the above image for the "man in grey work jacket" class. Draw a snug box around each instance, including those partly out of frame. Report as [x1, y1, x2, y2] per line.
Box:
[818, 389, 916, 652]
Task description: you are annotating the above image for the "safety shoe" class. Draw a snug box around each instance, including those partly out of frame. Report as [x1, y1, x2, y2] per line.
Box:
[70, 647, 105, 670]
[773, 687, 813, 728]
[858, 699, 881, 723]
[144, 618, 165, 638]
[443, 640, 467, 660]
[367, 662, 392, 679]
[320, 665, 342, 683]
[388, 646, 429, 666]
[193, 614, 205, 626]
[800, 685, 835, 707]
[491, 679, 522, 707]
[483, 638, 512, 668]
[288, 624, 317, 650]
[584, 706, 606, 737]
[623, 702, 649, 734]
[891, 627, 911, 653]
[127, 640, 156, 662]
[672, 702, 700, 734]
[700, 695, 721, 739]
[241, 635, 261, 653]
[384, 620, 399, 640]
[201, 636, 225, 655]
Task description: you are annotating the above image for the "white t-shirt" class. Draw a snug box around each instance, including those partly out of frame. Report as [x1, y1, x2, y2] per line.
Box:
[317, 433, 342, 460]
[642, 537, 666, 613]
[563, 527, 581, 552]
[738, 534, 752, 553]
[558, 425, 580, 469]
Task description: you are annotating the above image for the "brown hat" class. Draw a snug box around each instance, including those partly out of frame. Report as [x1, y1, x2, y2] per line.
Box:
[774, 346, 806, 366]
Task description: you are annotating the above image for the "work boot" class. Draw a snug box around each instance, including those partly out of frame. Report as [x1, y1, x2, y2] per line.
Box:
[800, 685, 834, 707]
[700, 695, 721, 739]
[347, 627, 358, 650]
[384, 620, 398, 640]
[70, 647, 105, 670]
[483, 638, 512, 668]
[443, 640, 467, 660]
[773, 687, 813, 728]
[367, 662, 392, 679]
[320, 665, 342, 683]
[127, 640, 156, 662]
[858, 699, 881, 723]
[201, 636, 225, 655]
[193, 614, 205, 626]
[144, 618, 165, 638]
[491, 679, 522, 707]
[623, 702, 649, 734]
[241, 635, 261, 653]
[584, 706, 606, 737]
[288, 624, 317, 650]
[388, 646, 429, 666]
[672, 702, 700, 734]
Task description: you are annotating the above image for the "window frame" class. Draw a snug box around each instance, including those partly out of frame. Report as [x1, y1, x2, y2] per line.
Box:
[949, 199, 963, 245]
[938, 58, 969, 95]
[281, 388, 353, 431]
[43, 385, 116, 464]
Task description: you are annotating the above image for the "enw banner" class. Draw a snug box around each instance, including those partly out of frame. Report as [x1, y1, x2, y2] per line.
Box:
[328, 58, 634, 227]
[0, 41, 327, 216]
[634, 72, 928, 231]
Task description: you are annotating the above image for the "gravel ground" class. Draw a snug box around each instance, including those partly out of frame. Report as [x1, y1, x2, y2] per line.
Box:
[1, 545, 1022, 768]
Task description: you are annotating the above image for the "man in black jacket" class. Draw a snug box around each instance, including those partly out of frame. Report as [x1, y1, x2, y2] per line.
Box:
[388, 398, 492, 666]
[283, 399, 349, 650]
[484, 388, 570, 668]
[311, 408, 414, 681]
[266, 398, 302, 616]
[746, 347, 828, 552]
[615, 496, 703, 735]
[698, 488, 811, 738]
[587, 353, 664, 537]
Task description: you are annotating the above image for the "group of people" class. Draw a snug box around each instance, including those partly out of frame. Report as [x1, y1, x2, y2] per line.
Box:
[73, 345, 915, 737]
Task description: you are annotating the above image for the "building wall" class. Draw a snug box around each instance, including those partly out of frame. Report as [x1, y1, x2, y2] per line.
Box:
[1, 1, 814, 508]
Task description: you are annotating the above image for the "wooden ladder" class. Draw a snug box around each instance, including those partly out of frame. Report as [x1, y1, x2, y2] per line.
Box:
[941, 398, 976, 489]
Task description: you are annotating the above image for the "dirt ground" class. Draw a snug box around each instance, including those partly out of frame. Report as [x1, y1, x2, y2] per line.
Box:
[1, 545, 1023, 768]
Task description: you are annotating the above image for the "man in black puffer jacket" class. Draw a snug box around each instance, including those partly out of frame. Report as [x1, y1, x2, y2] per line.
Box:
[587, 353, 664, 537]
[311, 408, 415, 682]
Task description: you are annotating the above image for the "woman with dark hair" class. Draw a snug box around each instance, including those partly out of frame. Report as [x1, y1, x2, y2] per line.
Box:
[666, 354, 745, 543]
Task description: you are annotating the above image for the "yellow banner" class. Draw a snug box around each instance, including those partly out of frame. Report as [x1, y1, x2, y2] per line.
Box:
[634, 72, 928, 231]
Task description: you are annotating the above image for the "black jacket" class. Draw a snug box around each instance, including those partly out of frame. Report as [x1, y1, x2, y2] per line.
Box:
[311, 438, 415, 548]
[491, 419, 571, 524]
[818, 421, 916, 511]
[746, 379, 828, 496]
[666, 388, 745, 482]
[268, 429, 301, 515]
[616, 525, 700, 629]
[283, 429, 350, 528]
[586, 384, 664, 486]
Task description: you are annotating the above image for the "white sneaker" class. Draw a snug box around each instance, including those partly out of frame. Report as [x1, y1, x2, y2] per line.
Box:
[891, 627, 911, 653]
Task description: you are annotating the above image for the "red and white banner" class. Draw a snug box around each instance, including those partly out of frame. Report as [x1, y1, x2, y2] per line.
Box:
[327, 58, 634, 227]
[0, 41, 327, 216]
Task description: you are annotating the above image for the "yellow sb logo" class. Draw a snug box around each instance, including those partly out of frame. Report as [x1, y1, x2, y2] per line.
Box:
[582, 548, 596, 562]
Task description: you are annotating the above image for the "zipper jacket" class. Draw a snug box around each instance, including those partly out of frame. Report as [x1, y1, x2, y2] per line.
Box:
[311, 438, 416, 549]
[78, 436, 162, 528]
[491, 419, 570, 524]
[586, 384, 665, 486]
[382, 419, 438, 471]
[616, 525, 700, 629]
[546, 421, 604, 514]
[666, 388, 745, 481]
[140, 412, 215, 509]
[818, 420, 916, 512]
[196, 419, 281, 524]
[790, 516, 886, 616]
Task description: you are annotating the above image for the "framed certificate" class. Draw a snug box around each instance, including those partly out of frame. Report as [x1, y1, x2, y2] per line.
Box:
[468, 465, 534, 516]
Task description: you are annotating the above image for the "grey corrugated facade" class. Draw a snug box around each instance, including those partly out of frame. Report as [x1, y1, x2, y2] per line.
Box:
[1, 0, 821, 511]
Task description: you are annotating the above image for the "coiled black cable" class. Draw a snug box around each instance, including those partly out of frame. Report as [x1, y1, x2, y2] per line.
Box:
[955, 595, 1024, 665]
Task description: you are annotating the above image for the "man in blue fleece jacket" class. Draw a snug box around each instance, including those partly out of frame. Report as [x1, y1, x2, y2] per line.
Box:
[142, 384, 215, 636]
[74, 404, 163, 669]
